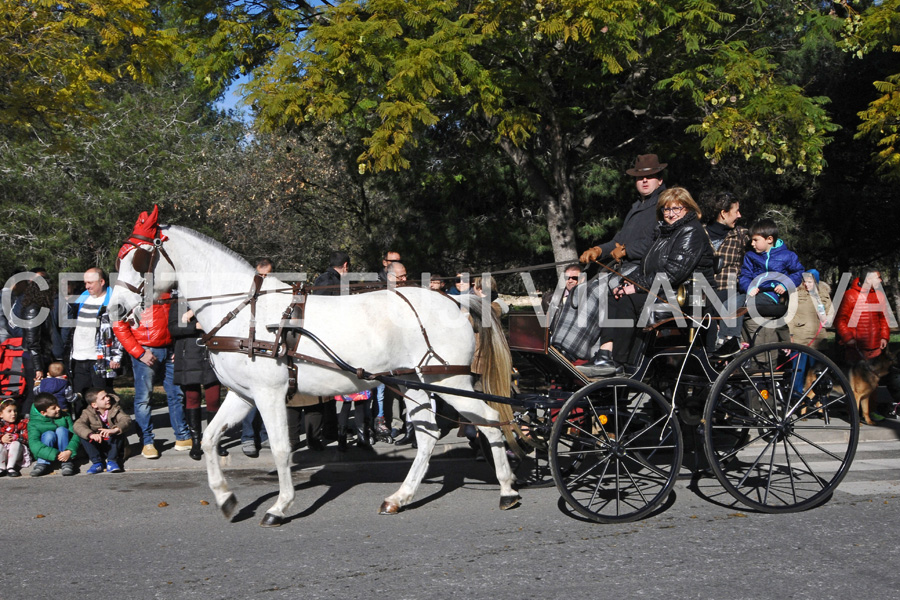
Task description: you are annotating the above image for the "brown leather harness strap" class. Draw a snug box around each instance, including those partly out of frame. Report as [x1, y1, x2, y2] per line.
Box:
[201, 284, 473, 397]
[388, 289, 450, 368]
[204, 336, 281, 357]
[200, 274, 265, 347]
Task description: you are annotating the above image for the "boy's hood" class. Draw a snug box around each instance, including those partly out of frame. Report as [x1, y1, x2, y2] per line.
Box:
[757, 238, 786, 257]
[29, 403, 53, 422]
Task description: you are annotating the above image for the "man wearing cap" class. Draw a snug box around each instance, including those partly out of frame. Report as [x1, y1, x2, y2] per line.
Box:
[575, 154, 668, 377]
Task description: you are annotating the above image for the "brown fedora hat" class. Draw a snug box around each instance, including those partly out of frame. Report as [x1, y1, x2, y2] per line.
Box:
[626, 154, 667, 177]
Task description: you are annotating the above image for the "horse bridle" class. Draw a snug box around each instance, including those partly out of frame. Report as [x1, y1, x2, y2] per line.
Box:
[115, 233, 175, 296]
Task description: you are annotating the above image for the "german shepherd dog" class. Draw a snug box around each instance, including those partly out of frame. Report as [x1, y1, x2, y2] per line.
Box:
[851, 350, 896, 425]
[801, 349, 895, 425]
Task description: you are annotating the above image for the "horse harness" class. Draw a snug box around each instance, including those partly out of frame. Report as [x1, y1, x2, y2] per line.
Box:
[182, 274, 471, 396]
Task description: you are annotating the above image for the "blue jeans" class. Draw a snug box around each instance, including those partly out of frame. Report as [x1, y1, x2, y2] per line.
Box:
[80, 435, 124, 464]
[241, 408, 268, 445]
[37, 428, 70, 465]
[375, 385, 385, 418]
[131, 347, 189, 445]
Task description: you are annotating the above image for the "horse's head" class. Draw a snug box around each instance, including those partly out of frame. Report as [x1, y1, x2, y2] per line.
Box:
[111, 205, 177, 318]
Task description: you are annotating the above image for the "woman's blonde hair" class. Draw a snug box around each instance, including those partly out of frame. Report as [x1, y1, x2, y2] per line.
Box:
[656, 187, 702, 220]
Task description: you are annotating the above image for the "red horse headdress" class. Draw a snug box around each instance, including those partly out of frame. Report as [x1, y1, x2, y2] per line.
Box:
[118, 205, 167, 261]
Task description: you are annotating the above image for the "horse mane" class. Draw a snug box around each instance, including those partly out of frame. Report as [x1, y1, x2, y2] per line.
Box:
[164, 225, 255, 274]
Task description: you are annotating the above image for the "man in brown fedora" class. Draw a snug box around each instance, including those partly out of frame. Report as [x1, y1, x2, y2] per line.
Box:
[579, 153, 668, 266]
[564, 153, 668, 377]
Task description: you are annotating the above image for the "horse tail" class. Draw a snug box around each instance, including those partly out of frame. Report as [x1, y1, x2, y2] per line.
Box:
[460, 296, 526, 457]
[461, 295, 512, 398]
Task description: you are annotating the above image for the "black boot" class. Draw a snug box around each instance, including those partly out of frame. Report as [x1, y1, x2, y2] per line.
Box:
[207, 410, 228, 456]
[286, 407, 302, 451]
[354, 403, 372, 448]
[576, 349, 623, 378]
[356, 422, 372, 449]
[337, 427, 348, 452]
[395, 421, 416, 447]
[187, 408, 203, 461]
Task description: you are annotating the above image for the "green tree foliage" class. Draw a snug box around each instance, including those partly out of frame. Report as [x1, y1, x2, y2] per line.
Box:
[0, 77, 246, 278]
[842, 0, 900, 180]
[222, 0, 843, 262]
[165, 1, 321, 96]
[0, 1, 175, 136]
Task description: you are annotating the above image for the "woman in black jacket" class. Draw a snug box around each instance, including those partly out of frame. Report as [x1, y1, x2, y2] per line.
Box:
[169, 299, 224, 460]
[593, 187, 715, 373]
[20, 279, 54, 380]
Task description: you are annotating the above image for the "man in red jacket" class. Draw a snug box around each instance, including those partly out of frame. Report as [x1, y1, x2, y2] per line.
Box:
[112, 206, 190, 459]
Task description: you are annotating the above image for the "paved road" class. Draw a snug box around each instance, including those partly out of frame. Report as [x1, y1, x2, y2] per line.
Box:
[4, 410, 900, 600]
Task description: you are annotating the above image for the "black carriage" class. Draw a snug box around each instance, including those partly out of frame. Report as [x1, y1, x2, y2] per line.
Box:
[501, 303, 859, 523]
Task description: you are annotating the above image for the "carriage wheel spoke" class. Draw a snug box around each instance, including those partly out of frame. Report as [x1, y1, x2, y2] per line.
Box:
[786, 430, 853, 464]
[710, 427, 769, 463]
[735, 435, 777, 489]
[621, 451, 672, 481]
[717, 387, 776, 427]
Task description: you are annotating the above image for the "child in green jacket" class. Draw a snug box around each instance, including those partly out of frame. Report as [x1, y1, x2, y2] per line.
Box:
[27, 393, 81, 477]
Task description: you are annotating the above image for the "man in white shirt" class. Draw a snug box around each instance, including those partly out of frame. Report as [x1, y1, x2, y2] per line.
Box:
[68, 268, 123, 414]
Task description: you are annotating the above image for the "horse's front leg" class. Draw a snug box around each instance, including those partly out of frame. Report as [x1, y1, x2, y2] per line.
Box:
[253, 388, 294, 527]
[203, 389, 252, 519]
[381, 391, 439, 514]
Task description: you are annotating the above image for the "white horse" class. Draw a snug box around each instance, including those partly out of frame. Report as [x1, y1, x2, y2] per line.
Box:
[111, 224, 520, 526]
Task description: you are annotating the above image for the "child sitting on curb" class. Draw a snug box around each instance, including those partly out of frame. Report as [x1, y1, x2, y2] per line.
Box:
[0, 399, 32, 476]
[27, 393, 81, 477]
[74, 389, 132, 474]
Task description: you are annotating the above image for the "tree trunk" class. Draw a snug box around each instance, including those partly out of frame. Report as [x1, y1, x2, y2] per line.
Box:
[497, 138, 578, 271]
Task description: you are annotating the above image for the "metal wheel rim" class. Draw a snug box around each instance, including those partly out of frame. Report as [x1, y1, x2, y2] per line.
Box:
[703, 342, 859, 512]
[549, 378, 683, 523]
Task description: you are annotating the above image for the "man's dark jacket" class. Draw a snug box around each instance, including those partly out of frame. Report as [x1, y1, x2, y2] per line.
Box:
[598, 184, 667, 262]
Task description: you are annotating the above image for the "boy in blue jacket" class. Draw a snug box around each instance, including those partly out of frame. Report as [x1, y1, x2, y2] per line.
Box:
[739, 218, 804, 345]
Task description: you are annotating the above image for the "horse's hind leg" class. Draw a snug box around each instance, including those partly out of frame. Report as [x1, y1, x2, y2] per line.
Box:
[440, 385, 519, 510]
[252, 390, 294, 527]
[203, 389, 251, 519]
[381, 390, 440, 514]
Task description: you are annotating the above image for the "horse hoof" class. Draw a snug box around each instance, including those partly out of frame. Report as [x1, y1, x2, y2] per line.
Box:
[499, 494, 521, 511]
[260, 513, 283, 528]
[220, 493, 237, 519]
[379, 501, 401, 515]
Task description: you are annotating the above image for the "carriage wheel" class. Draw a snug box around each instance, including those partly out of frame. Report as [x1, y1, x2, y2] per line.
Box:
[703, 342, 858, 513]
[549, 378, 683, 523]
